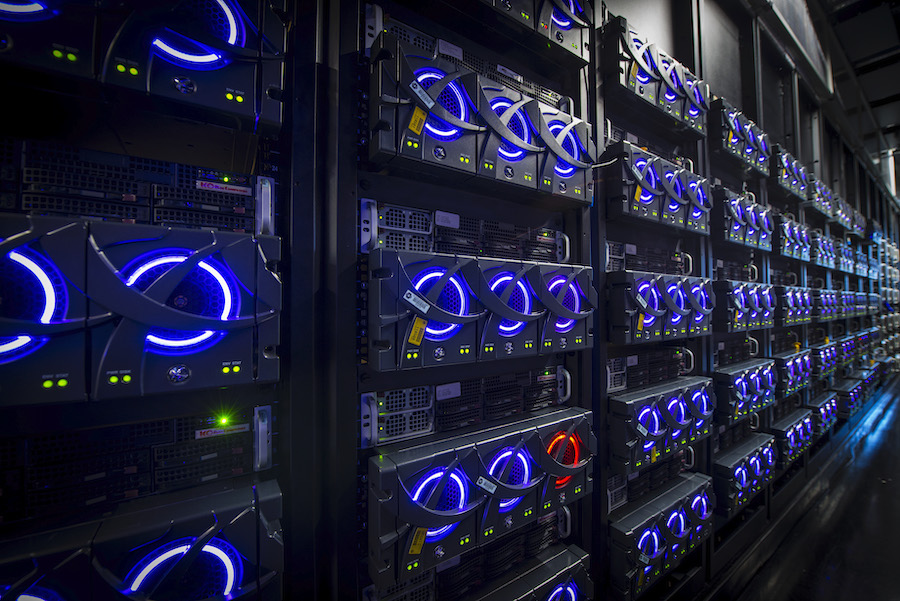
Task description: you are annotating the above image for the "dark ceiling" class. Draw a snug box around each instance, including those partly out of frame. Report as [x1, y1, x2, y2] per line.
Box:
[826, 0, 900, 180]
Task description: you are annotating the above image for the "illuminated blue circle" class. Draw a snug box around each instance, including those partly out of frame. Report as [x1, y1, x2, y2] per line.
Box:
[124, 536, 243, 599]
[411, 467, 468, 541]
[415, 68, 469, 142]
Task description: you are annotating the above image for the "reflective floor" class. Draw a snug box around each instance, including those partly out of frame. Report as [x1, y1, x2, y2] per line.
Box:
[736, 387, 900, 601]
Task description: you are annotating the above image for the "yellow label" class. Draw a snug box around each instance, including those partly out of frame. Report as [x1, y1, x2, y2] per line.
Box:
[651, 446, 659, 463]
[409, 527, 428, 555]
[409, 317, 427, 346]
[630, 62, 638, 82]
[409, 107, 427, 135]
[634, 185, 643, 202]
[637, 313, 645, 331]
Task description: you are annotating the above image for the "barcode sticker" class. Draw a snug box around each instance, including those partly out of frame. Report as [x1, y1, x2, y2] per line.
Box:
[403, 289, 430, 314]
[476, 476, 498, 494]
[409, 528, 428, 555]
[625, 244, 638, 255]
[408, 316, 427, 346]
[409, 106, 427, 134]
[626, 355, 639, 367]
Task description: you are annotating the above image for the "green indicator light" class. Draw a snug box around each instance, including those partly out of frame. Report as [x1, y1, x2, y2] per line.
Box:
[233, 365, 240, 373]
[407, 565, 412, 571]
[66, 53, 77, 62]
[223, 176, 229, 182]
[109, 375, 119, 384]
[123, 374, 132, 383]
[52, 49, 63, 59]
[42, 380, 53, 389]
[57, 379, 68, 388]
[226, 92, 234, 101]
[236, 95, 244, 103]
[129, 67, 138, 76]
[116, 64, 126, 73]
[223, 366, 231, 373]
[220, 417, 228, 425]
[413, 562, 419, 568]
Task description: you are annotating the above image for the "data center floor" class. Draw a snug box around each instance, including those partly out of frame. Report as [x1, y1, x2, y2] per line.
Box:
[735, 382, 900, 601]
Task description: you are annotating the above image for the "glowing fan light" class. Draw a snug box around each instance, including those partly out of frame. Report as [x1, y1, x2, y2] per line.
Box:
[489, 273, 531, 336]
[637, 527, 662, 558]
[691, 492, 712, 519]
[636, 280, 660, 327]
[151, 38, 221, 64]
[692, 389, 712, 417]
[667, 282, 686, 325]
[734, 465, 748, 488]
[548, 276, 580, 333]
[550, 0, 577, 29]
[488, 448, 531, 511]
[548, 121, 582, 178]
[411, 468, 468, 541]
[546, 583, 578, 601]
[149, 0, 242, 67]
[691, 283, 710, 323]
[490, 99, 531, 162]
[125, 255, 233, 350]
[667, 509, 688, 537]
[9, 251, 56, 323]
[0, 1, 45, 13]
[415, 69, 469, 141]
[1, 250, 64, 361]
[547, 432, 582, 489]
[413, 268, 468, 341]
[633, 157, 659, 203]
[128, 539, 238, 596]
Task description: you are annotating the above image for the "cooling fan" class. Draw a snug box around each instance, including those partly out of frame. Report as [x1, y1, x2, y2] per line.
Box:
[368, 438, 485, 588]
[86, 222, 280, 398]
[607, 271, 666, 344]
[390, 34, 483, 176]
[0, 0, 96, 79]
[476, 77, 544, 189]
[474, 259, 545, 360]
[685, 277, 715, 336]
[475, 428, 546, 544]
[92, 480, 283, 601]
[660, 276, 690, 340]
[684, 173, 712, 234]
[0, 215, 89, 404]
[101, 0, 285, 130]
[537, 0, 590, 61]
[536, 100, 595, 202]
[527, 263, 595, 352]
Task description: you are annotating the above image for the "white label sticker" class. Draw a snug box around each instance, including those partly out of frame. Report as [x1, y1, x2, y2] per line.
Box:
[497, 64, 523, 82]
[408, 80, 435, 109]
[435, 210, 460, 229]
[195, 181, 253, 196]
[718, 342, 725, 350]
[195, 423, 250, 440]
[475, 476, 498, 494]
[436, 39, 464, 61]
[625, 244, 638, 255]
[403, 289, 431, 314]
[639, 553, 650, 565]
[626, 354, 639, 367]
[436, 381, 462, 400]
[636, 423, 649, 437]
